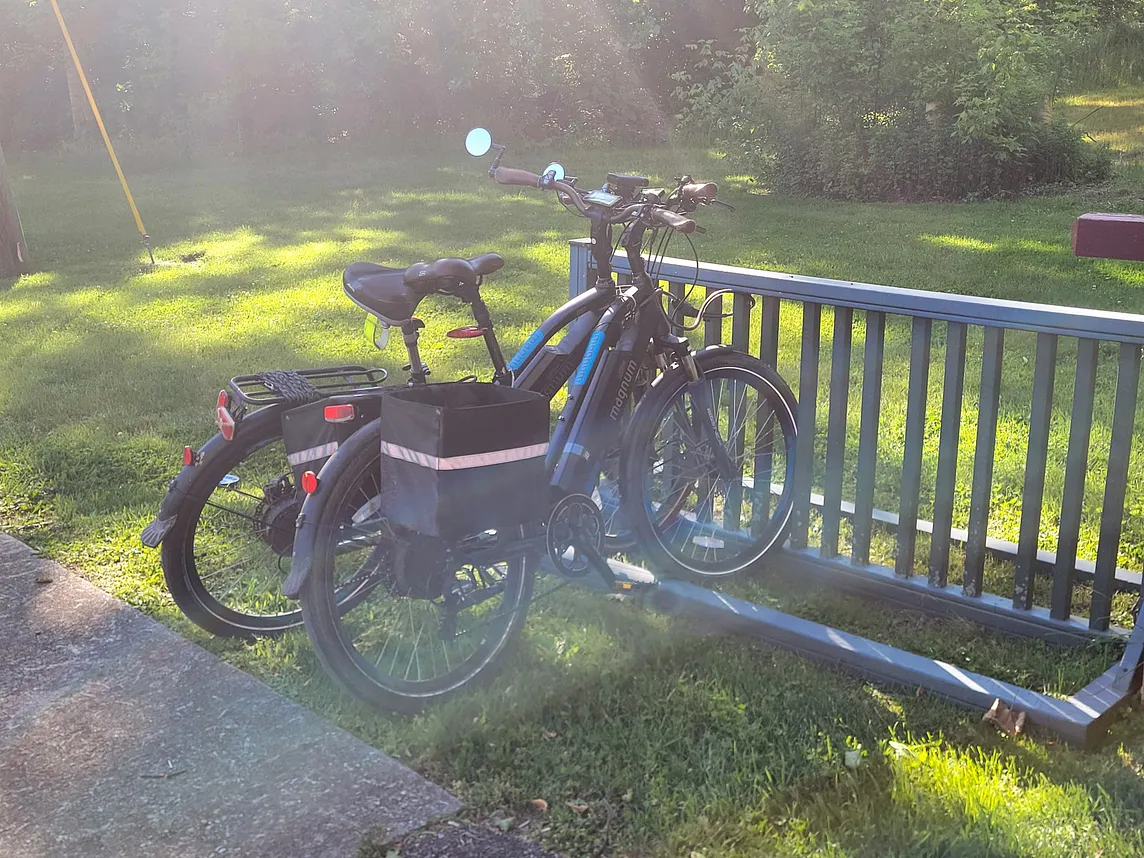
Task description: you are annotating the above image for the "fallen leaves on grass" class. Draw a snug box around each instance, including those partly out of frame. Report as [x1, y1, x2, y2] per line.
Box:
[983, 698, 1027, 736]
[566, 802, 589, 814]
[529, 799, 548, 812]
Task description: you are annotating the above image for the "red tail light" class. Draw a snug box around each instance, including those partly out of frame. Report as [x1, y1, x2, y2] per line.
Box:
[324, 404, 356, 423]
[447, 326, 485, 339]
[301, 471, 319, 494]
[217, 390, 229, 408]
[183, 446, 195, 466]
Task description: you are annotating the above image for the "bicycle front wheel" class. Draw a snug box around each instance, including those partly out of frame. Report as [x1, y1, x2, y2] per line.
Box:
[620, 350, 797, 580]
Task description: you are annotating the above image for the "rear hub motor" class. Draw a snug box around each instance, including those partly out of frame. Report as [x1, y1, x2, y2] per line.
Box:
[388, 534, 451, 600]
[252, 475, 301, 556]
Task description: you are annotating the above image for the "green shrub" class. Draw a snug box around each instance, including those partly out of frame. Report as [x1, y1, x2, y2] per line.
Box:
[676, 0, 1115, 201]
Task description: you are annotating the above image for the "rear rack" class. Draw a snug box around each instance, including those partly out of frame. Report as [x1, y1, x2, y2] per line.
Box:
[228, 366, 389, 406]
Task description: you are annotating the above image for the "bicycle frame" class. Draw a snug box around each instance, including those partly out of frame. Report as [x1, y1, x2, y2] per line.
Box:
[470, 215, 688, 502]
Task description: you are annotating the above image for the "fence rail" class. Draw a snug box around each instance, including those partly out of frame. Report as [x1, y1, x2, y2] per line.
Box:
[570, 239, 1143, 640]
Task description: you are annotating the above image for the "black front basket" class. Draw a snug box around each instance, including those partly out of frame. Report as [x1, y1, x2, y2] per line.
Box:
[379, 383, 550, 540]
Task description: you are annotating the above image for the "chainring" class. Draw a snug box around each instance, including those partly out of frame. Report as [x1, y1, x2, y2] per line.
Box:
[546, 493, 605, 578]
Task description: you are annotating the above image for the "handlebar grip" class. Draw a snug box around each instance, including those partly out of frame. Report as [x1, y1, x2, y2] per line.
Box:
[493, 167, 541, 188]
[652, 208, 698, 234]
[682, 181, 718, 203]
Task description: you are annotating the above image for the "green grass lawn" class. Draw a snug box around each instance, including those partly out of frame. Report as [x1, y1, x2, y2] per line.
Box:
[1058, 85, 1144, 162]
[2, 122, 1144, 857]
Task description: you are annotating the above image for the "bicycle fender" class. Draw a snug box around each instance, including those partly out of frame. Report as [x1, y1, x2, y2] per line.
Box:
[646, 345, 798, 423]
[140, 404, 285, 548]
[281, 518, 315, 600]
[646, 344, 737, 390]
[282, 415, 384, 600]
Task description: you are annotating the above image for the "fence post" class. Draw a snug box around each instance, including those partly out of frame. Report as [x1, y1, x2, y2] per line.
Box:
[791, 304, 822, 549]
[1014, 333, 1059, 610]
[896, 316, 932, 577]
[569, 241, 591, 297]
[1051, 338, 1099, 620]
[930, 322, 967, 587]
[964, 326, 1005, 597]
[822, 307, 854, 558]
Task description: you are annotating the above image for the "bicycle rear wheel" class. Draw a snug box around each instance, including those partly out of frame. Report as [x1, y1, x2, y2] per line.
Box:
[620, 350, 797, 580]
[161, 407, 310, 636]
[297, 419, 535, 712]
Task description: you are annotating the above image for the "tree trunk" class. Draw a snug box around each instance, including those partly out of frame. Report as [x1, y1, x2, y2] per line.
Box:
[0, 140, 30, 278]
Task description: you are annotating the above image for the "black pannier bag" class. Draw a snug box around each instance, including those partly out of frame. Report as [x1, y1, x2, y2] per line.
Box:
[281, 395, 382, 485]
[379, 383, 550, 539]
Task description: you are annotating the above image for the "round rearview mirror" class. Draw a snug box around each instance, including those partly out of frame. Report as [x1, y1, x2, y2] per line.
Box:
[543, 162, 566, 181]
[465, 127, 493, 157]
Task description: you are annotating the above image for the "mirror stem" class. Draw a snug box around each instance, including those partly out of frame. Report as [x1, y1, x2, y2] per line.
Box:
[488, 144, 506, 177]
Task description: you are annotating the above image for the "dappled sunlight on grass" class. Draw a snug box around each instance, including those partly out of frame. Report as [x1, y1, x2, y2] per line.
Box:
[4, 137, 1144, 858]
[919, 234, 999, 252]
[1058, 86, 1144, 160]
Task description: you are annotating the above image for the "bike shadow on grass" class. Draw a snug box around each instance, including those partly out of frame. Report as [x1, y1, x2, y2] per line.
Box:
[260, 566, 1144, 857]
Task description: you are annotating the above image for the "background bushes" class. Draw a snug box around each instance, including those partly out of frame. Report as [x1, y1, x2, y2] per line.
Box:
[674, 0, 1137, 201]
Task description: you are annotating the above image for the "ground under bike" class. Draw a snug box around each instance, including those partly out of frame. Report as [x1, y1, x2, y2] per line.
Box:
[282, 128, 799, 712]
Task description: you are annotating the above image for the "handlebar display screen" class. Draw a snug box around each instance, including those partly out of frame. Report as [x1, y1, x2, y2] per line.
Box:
[584, 189, 623, 208]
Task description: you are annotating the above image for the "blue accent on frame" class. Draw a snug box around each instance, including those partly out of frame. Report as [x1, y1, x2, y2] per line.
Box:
[574, 330, 605, 386]
[506, 329, 545, 372]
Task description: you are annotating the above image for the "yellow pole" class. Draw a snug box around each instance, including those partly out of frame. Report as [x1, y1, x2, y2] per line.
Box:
[49, 0, 153, 262]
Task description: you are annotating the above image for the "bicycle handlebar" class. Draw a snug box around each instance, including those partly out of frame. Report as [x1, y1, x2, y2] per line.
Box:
[493, 165, 698, 233]
[681, 181, 718, 203]
[650, 208, 697, 234]
[492, 166, 542, 187]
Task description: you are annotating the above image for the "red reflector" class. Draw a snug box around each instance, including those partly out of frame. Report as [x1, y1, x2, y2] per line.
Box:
[301, 471, 319, 494]
[217, 390, 229, 408]
[183, 446, 195, 466]
[216, 406, 236, 441]
[447, 326, 486, 339]
[324, 403, 356, 423]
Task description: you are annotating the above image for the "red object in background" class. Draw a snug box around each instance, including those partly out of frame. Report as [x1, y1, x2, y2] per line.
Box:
[1072, 213, 1144, 262]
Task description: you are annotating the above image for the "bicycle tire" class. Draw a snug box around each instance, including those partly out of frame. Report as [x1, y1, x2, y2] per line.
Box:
[620, 350, 798, 580]
[297, 418, 535, 712]
[161, 406, 372, 637]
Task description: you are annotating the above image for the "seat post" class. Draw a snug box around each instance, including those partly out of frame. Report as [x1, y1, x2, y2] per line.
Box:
[465, 288, 509, 382]
[401, 319, 430, 385]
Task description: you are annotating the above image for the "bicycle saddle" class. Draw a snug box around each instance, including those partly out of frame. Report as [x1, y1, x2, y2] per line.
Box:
[343, 253, 505, 324]
[404, 253, 504, 293]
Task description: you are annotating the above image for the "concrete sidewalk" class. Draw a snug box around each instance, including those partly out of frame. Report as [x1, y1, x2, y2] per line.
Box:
[0, 533, 459, 858]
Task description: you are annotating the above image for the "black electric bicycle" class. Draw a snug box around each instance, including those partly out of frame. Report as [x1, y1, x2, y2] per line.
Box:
[139, 183, 636, 639]
[283, 129, 798, 712]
